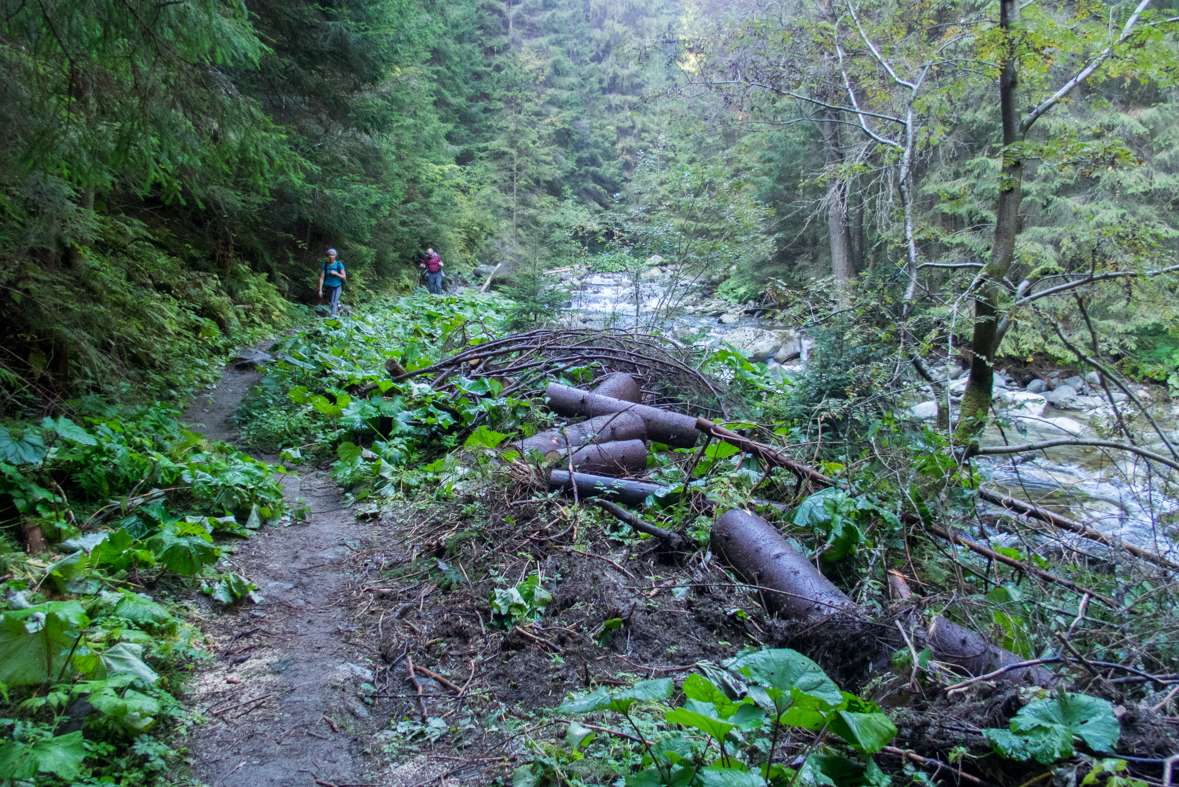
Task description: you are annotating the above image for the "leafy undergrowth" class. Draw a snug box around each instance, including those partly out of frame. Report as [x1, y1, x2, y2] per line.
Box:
[0, 400, 287, 784]
[198, 295, 1177, 786]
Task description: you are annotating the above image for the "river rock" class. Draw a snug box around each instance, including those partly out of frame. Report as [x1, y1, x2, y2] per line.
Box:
[1044, 384, 1077, 407]
[472, 264, 498, 278]
[719, 312, 742, 325]
[998, 391, 1047, 417]
[1069, 395, 1106, 412]
[1039, 416, 1087, 436]
[910, 401, 940, 420]
[1063, 375, 1087, 392]
[642, 266, 664, 280]
[646, 255, 664, 266]
[775, 331, 802, 362]
[949, 377, 968, 397]
[1026, 379, 1047, 394]
[1085, 371, 1102, 386]
[232, 347, 272, 369]
[723, 327, 781, 362]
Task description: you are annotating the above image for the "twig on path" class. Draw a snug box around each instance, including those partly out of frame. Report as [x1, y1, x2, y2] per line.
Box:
[220, 627, 260, 658]
[412, 664, 463, 694]
[881, 746, 988, 787]
[561, 547, 636, 579]
[514, 625, 563, 652]
[321, 715, 339, 733]
[407, 655, 428, 720]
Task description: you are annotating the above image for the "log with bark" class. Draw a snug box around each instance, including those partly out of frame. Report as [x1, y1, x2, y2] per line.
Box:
[546, 383, 700, 448]
[568, 440, 649, 477]
[512, 411, 646, 458]
[711, 509, 1054, 687]
[593, 372, 642, 403]
[549, 470, 665, 507]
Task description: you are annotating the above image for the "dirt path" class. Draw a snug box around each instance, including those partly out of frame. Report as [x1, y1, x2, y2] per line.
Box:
[180, 359, 390, 787]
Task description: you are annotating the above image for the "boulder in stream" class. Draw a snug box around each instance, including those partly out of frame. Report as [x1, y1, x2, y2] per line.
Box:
[910, 401, 940, 420]
[1026, 378, 1047, 394]
[1044, 384, 1077, 407]
[997, 391, 1047, 418]
[722, 327, 781, 362]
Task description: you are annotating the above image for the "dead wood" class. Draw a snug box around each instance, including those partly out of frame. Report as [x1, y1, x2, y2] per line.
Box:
[711, 509, 858, 621]
[512, 411, 646, 458]
[593, 372, 642, 403]
[549, 470, 663, 506]
[546, 383, 700, 447]
[695, 418, 835, 487]
[927, 524, 1116, 607]
[711, 509, 1055, 687]
[588, 498, 686, 550]
[568, 440, 649, 477]
[925, 615, 1056, 686]
[978, 488, 1179, 571]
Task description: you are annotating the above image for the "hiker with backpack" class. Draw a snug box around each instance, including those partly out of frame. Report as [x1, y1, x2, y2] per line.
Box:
[420, 248, 444, 295]
[318, 248, 347, 316]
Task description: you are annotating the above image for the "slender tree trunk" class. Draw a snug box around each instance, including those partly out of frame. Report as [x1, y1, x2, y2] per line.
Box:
[955, 0, 1024, 444]
[819, 110, 855, 285]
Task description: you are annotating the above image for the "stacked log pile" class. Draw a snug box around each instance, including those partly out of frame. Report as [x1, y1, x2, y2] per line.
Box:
[532, 375, 1059, 687]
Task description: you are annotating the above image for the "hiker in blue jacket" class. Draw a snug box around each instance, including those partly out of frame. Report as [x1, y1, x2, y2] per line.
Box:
[318, 248, 347, 316]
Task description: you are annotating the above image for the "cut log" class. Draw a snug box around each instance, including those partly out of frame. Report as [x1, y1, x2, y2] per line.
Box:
[711, 509, 858, 621]
[549, 470, 787, 512]
[545, 383, 700, 448]
[568, 440, 648, 477]
[925, 615, 1056, 686]
[593, 372, 642, 404]
[514, 411, 646, 458]
[711, 509, 1054, 687]
[550, 470, 664, 507]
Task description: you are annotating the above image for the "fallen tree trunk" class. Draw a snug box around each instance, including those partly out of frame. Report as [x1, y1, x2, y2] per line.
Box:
[978, 488, 1179, 571]
[926, 616, 1056, 686]
[514, 411, 646, 458]
[545, 383, 700, 448]
[568, 440, 649, 477]
[711, 509, 1054, 687]
[589, 498, 686, 550]
[712, 510, 858, 621]
[593, 372, 642, 403]
[549, 470, 787, 512]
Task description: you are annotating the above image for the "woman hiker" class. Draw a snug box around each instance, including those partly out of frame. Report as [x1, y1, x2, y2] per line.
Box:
[420, 247, 443, 295]
[318, 248, 346, 316]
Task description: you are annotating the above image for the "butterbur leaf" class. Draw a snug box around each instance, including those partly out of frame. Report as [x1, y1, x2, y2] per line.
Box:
[683, 673, 740, 718]
[0, 425, 47, 464]
[0, 602, 88, 686]
[984, 691, 1120, 764]
[732, 649, 843, 708]
[465, 425, 508, 450]
[559, 686, 612, 714]
[697, 767, 767, 787]
[89, 685, 161, 735]
[96, 643, 159, 683]
[665, 706, 737, 742]
[0, 730, 85, 781]
[830, 710, 896, 754]
[146, 520, 216, 575]
[337, 442, 363, 463]
[627, 765, 697, 787]
[43, 416, 97, 446]
[112, 593, 171, 630]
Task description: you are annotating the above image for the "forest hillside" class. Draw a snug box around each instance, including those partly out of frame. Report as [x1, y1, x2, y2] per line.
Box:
[3, 0, 1179, 785]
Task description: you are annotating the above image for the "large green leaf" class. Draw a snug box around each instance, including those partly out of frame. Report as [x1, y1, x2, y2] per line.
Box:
[465, 425, 508, 450]
[559, 686, 612, 714]
[830, 710, 897, 755]
[145, 519, 216, 575]
[665, 705, 737, 742]
[95, 643, 159, 683]
[89, 684, 161, 735]
[0, 602, 88, 686]
[0, 731, 85, 781]
[732, 649, 843, 708]
[984, 692, 1120, 764]
[43, 416, 98, 446]
[0, 425, 47, 464]
[697, 767, 767, 787]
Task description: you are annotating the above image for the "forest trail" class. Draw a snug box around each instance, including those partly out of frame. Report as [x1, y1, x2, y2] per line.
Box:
[179, 356, 395, 787]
